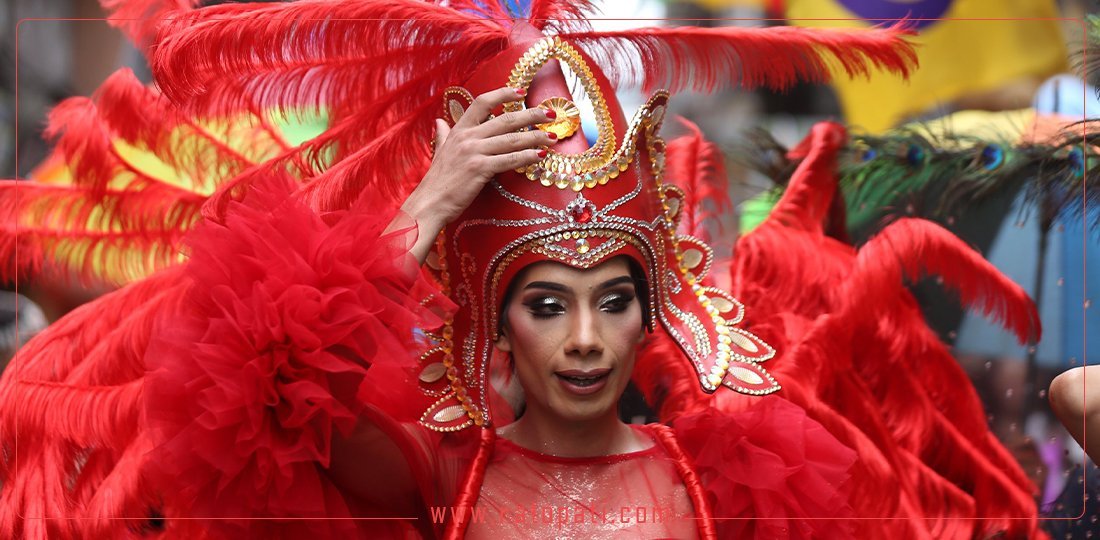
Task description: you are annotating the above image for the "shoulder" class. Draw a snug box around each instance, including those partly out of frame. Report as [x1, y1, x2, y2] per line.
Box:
[637, 422, 689, 461]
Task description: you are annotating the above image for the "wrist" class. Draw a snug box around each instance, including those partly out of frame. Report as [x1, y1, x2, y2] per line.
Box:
[400, 193, 445, 234]
[398, 193, 448, 266]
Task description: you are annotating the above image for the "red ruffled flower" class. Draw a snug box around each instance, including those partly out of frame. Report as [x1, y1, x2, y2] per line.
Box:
[144, 179, 438, 538]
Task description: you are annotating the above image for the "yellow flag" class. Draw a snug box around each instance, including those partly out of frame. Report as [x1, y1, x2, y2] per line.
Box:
[784, 0, 1068, 132]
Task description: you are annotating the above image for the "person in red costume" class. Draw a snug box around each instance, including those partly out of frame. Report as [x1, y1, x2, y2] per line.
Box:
[0, 1, 1050, 539]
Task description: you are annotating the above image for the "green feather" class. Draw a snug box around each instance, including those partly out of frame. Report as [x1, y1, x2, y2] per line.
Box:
[732, 123, 1100, 241]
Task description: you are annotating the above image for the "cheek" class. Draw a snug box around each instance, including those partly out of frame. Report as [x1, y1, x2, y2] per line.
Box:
[507, 321, 562, 406]
[504, 313, 564, 368]
[606, 309, 645, 353]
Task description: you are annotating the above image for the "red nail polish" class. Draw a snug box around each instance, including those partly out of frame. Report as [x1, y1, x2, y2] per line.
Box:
[547, 132, 558, 140]
[537, 149, 548, 158]
[515, 88, 527, 97]
[544, 109, 557, 120]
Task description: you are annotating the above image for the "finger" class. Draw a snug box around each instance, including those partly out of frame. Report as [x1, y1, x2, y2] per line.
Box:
[456, 87, 527, 129]
[481, 129, 557, 155]
[485, 148, 547, 174]
[476, 106, 556, 137]
[433, 118, 451, 149]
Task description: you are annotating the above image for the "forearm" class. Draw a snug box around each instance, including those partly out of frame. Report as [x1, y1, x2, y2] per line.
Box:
[1050, 365, 1100, 464]
[328, 412, 422, 515]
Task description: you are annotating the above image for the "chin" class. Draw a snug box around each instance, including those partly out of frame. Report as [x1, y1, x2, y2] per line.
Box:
[554, 402, 614, 423]
[548, 388, 623, 423]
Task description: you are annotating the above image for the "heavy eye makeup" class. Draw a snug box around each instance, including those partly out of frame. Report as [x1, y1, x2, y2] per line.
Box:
[518, 287, 636, 318]
[598, 289, 636, 313]
[522, 295, 566, 318]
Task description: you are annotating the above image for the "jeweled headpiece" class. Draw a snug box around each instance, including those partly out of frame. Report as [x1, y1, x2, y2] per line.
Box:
[415, 23, 913, 431]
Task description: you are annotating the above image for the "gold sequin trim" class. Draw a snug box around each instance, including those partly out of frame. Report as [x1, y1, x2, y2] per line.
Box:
[506, 37, 619, 191]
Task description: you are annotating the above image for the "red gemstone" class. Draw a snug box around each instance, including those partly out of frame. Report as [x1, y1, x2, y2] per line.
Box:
[572, 205, 593, 223]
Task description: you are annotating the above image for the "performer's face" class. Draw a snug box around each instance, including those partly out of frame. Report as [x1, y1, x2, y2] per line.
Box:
[496, 257, 645, 423]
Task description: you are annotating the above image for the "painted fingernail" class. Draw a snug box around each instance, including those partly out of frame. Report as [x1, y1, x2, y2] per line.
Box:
[537, 149, 548, 158]
[547, 132, 558, 140]
[544, 109, 557, 120]
[515, 88, 527, 97]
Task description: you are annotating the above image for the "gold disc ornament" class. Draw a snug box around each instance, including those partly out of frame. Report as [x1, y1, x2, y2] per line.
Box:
[535, 97, 582, 139]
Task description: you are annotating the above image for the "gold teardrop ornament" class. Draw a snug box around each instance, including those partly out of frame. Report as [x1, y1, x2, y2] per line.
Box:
[729, 332, 760, 353]
[710, 296, 735, 314]
[681, 248, 704, 270]
[448, 99, 466, 124]
[730, 366, 765, 385]
[432, 405, 467, 423]
[419, 362, 447, 383]
[664, 197, 681, 220]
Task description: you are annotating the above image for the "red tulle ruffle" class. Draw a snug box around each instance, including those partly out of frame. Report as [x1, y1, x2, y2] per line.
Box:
[144, 178, 439, 538]
[673, 398, 858, 539]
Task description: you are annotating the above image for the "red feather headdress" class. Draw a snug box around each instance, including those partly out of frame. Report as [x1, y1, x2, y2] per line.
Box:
[6, 0, 917, 432]
[145, 0, 914, 431]
[148, 0, 914, 213]
[5, 0, 914, 287]
[139, 1, 912, 431]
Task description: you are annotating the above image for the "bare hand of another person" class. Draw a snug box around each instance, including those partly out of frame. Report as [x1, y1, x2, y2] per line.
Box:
[399, 87, 558, 263]
[1050, 365, 1100, 465]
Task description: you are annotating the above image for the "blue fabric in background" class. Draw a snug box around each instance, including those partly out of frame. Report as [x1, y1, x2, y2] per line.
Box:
[1034, 75, 1098, 367]
[954, 74, 1097, 368]
[954, 193, 1065, 364]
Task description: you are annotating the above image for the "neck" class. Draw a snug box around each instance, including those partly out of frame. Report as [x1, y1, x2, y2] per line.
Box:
[500, 406, 645, 458]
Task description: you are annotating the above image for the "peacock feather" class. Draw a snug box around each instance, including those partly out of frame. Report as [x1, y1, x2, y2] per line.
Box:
[734, 117, 1100, 243]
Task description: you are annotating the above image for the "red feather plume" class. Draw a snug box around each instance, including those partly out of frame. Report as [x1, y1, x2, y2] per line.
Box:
[88, 69, 291, 192]
[6, 380, 142, 449]
[665, 117, 730, 242]
[525, 0, 598, 32]
[0, 181, 200, 285]
[843, 217, 1041, 345]
[145, 1, 916, 212]
[151, 1, 508, 110]
[43, 98, 117, 197]
[559, 23, 916, 94]
[100, 0, 200, 50]
[654, 119, 1044, 537]
[0, 269, 189, 539]
[3, 68, 295, 285]
[149, 0, 513, 204]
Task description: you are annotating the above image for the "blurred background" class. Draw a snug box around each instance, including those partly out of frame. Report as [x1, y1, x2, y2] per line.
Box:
[2, 0, 1097, 534]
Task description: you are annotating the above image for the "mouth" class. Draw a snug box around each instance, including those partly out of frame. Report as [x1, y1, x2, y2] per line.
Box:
[554, 368, 611, 396]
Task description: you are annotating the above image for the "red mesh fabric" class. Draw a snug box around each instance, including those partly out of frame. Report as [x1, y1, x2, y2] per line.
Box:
[467, 425, 700, 539]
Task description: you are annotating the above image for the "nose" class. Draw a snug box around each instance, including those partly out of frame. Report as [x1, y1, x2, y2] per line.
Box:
[564, 305, 602, 358]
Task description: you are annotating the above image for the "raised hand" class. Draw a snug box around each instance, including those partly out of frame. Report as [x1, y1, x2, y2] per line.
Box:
[399, 87, 558, 264]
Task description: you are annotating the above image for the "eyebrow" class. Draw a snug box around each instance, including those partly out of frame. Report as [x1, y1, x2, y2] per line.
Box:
[598, 276, 635, 290]
[523, 275, 634, 293]
[524, 281, 569, 292]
